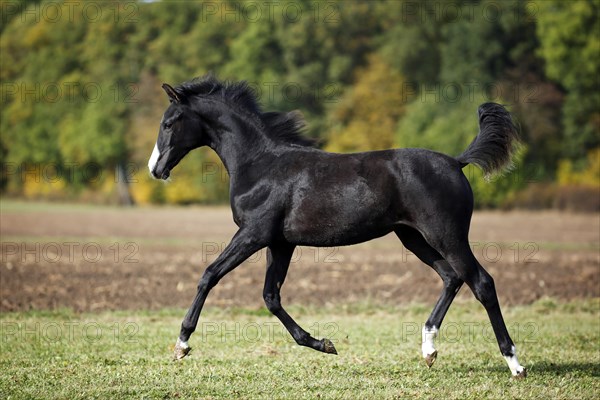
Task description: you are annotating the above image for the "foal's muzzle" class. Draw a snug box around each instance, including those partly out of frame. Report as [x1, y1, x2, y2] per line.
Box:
[150, 166, 170, 180]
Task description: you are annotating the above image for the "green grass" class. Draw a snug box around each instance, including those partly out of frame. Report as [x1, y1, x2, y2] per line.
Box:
[1, 299, 599, 399]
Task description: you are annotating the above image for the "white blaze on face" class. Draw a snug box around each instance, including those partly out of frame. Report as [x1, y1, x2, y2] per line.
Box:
[148, 143, 160, 174]
[149, 114, 166, 175]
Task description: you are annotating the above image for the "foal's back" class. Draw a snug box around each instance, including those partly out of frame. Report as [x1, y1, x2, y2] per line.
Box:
[267, 147, 472, 247]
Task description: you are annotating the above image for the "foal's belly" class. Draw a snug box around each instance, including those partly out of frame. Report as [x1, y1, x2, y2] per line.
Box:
[282, 193, 400, 247]
[283, 223, 394, 247]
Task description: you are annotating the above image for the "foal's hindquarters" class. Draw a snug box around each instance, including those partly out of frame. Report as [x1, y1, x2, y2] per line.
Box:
[395, 158, 526, 378]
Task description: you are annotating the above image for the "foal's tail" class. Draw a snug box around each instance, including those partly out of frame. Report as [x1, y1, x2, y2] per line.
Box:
[456, 103, 521, 177]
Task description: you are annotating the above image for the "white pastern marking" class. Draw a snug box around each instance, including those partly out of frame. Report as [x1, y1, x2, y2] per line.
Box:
[177, 338, 189, 349]
[504, 345, 525, 376]
[148, 144, 160, 173]
[422, 326, 438, 357]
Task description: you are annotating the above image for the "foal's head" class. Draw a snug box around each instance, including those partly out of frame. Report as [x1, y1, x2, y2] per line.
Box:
[148, 75, 314, 180]
[148, 83, 205, 180]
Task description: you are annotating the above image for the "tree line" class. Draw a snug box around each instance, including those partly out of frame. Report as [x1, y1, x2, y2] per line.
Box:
[1, 0, 598, 209]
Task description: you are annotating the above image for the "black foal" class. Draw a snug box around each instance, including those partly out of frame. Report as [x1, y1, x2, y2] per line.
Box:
[148, 75, 526, 378]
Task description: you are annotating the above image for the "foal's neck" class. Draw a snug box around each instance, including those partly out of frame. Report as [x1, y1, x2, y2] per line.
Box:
[201, 104, 274, 179]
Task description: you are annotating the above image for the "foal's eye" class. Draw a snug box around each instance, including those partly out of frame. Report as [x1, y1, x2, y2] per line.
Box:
[164, 122, 173, 130]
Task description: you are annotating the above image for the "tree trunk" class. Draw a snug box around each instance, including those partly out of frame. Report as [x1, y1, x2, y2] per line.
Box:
[116, 162, 135, 206]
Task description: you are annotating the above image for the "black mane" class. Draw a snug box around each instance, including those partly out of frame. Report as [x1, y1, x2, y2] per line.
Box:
[176, 75, 315, 147]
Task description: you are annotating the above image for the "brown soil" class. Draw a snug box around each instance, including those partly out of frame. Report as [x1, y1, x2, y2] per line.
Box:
[1, 205, 598, 312]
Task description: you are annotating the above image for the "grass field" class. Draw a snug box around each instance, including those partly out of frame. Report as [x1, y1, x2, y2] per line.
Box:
[1, 299, 599, 399]
[1, 201, 599, 399]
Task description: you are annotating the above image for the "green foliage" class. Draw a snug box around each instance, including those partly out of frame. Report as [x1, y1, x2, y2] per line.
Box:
[536, 0, 600, 159]
[326, 54, 406, 152]
[396, 95, 479, 155]
[536, 0, 599, 92]
[396, 92, 527, 208]
[557, 148, 600, 188]
[1, 0, 598, 208]
[439, 3, 504, 83]
[59, 90, 127, 166]
[378, 1, 448, 84]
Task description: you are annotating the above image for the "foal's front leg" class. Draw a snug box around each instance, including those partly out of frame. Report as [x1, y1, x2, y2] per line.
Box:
[263, 245, 337, 354]
[174, 229, 264, 360]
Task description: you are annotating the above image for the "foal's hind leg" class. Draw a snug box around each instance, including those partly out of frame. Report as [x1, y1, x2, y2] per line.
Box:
[263, 244, 337, 354]
[434, 240, 526, 378]
[395, 226, 463, 367]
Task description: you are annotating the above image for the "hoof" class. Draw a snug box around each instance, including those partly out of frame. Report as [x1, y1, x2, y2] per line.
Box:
[512, 368, 527, 379]
[322, 338, 337, 355]
[173, 338, 191, 360]
[424, 351, 437, 368]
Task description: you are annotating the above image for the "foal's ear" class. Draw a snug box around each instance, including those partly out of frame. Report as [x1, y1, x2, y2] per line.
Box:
[162, 83, 182, 104]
